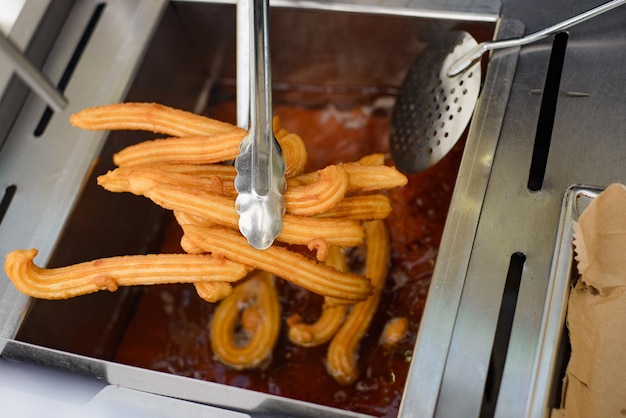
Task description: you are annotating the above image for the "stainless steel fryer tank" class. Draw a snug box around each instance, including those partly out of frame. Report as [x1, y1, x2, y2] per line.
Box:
[0, 1, 500, 417]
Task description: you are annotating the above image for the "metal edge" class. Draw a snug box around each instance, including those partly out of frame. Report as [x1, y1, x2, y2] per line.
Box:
[0, 337, 370, 418]
[175, 0, 501, 22]
[0, 0, 52, 94]
[0, 0, 167, 338]
[524, 184, 602, 418]
[398, 17, 525, 418]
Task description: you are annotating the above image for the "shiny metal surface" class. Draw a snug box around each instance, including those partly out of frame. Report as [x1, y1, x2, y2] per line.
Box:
[496, 5, 626, 415]
[0, 0, 70, 149]
[406, 1, 626, 416]
[399, 17, 524, 418]
[0, 354, 251, 418]
[0, 33, 67, 112]
[178, 0, 501, 21]
[235, 0, 286, 250]
[0, 0, 49, 101]
[390, 31, 481, 173]
[448, 0, 626, 76]
[0, 0, 166, 338]
[237, 0, 250, 128]
[1, 337, 368, 418]
[526, 186, 600, 418]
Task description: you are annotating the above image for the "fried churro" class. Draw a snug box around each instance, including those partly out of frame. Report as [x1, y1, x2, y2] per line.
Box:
[100, 164, 353, 217]
[113, 131, 245, 167]
[326, 220, 390, 385]
[314, 194, 392, 220]
[111, 130, 306, 179]
[99, 166, 235, 197]
[181, 224, 373, 302]
[285, 165, 349, 215]
[5, 249, 248, 300]
[99, 172, 365, 247]
[287, 246, 349, 347]
[279, 132, 308, 178]
[380, 317, 409, 348]
[70, 102, 237, 137]
[290, 154, 407, 193]
[210, 270, 281, 369]
[343, 162, 408, 193]
[195, 282, 234, 303]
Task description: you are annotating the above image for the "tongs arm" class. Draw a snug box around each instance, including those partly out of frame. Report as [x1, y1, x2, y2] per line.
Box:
[234, 0, 286, 250]
[0, 34, 67, 112]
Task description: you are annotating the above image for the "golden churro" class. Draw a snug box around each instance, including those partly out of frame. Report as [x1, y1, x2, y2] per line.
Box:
[173, 210, 213, 231]
[99, 167, 235, 197]
[102, 175, 365, 248]
[111, 131, 305, 179]
[279, 132, 308, 178]
[291, 155, 407, 193]
[113, 131, 245, 167]
[326, 220, 390, 385]
[284, 165, 349, 216]
[288, 246, 349, 347]
[195, 281, 234, 303]
[100, 164, 354, 217]
[343, 162, 408, 193]
[314, 194, 392, 220]
[380, 317, 409, 348]
[210, 270, 281, 369]
[5, 249, 249, 300]
[70, 102, 237, 137]
[154, 163, 237, 179]
[181, 224, 373, 302]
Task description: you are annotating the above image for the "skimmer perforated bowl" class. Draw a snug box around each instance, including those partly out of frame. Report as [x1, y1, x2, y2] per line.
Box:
[389, 31, 480, 174]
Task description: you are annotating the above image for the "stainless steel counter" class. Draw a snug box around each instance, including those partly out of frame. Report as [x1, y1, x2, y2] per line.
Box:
[0, 0, 167, 338]
[406, 1, 626, 417]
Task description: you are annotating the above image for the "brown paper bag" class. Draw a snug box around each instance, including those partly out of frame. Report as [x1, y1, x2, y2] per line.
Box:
[552, 183, 626, 418]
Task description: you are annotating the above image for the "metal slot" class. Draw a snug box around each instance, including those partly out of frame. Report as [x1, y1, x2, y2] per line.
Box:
[33, 2, 106, 137]
[527, 32, 569, 192]
[480, 252, 526, 418]
[0, 185, 17, 226]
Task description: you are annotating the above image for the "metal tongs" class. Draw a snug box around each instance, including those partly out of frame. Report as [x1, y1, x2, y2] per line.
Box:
[0, 34, 67, 112]
[234, 0, 286, 250]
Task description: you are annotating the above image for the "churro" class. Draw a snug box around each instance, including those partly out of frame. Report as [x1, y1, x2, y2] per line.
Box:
[380, 317, 409, 348]
[194, 282, 234, 303]
[113, 131, 245, 167]
[326, 220, 390, 385]
[314, 194, 392, 220]
[70, 102, 236, 137]
[290, 154, 407, 193]
[101, 174, 365, 247]
[285, 165, 349, 215]
[181, 224, 373, 302]
[5, 249, 248, 300]
[343, 162, 408, 193]
[100, 164, 354, 217]
[210, 270, 281, 369]
[288, 246, 349, 347]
